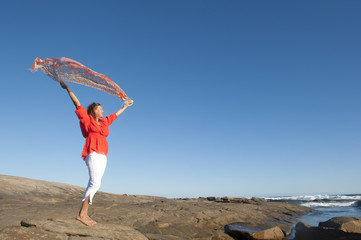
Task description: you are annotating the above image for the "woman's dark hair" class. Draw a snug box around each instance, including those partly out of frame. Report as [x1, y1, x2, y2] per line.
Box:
[87, 102, 101, 119]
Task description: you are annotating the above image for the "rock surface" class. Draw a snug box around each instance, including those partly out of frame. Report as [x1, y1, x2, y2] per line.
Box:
[294, 222, 311, 232]
[18, 218, 148, 240]
[0, 175, 313, 240]
[319, 216, 361, 234]
[294, 219, 361, 240]
[252, 226, 284, 239]
[224, 224, 285, 240]
[277, 223, 292, 236]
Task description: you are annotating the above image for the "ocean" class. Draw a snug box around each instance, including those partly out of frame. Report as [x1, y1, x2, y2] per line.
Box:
[265, 193, 361, 238]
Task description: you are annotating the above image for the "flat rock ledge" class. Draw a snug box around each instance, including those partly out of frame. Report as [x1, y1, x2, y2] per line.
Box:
[0, 175, 314, 240]
[0, 218, 148, 240]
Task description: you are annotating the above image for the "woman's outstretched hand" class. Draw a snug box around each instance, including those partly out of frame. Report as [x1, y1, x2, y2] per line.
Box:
[125, 101, 133, 107]
[115, 101, 132, 117]
[60, 81, 70, 91]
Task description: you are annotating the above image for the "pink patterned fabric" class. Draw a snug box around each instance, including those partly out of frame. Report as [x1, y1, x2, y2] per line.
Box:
[31, 57, 133, 105]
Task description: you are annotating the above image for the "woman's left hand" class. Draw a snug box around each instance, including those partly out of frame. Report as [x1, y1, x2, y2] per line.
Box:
[125, 100, 134, 107]
[125, 102, 133, 107]
[115, 100, 133, 117]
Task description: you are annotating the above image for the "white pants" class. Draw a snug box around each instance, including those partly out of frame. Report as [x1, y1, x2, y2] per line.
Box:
[82, 152, 107, 204]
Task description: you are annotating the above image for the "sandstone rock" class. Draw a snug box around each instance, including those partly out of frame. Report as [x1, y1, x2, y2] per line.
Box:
[295, 222, 311, 232]
[251, 197, 266, 204]
[207, 197, 216, 201]
[252, 226, 284, 239]
[0, 175, 313, 240]
[239, 198, 254, 204]
[225, 223, 284, 240]
[20, 218, 37, 227]
[145, 233, 187, 240]
[294, 226, 361, 240]
[19, 218, 148, 240]
[224, 224, 255, 239]
[229, 198, 243, 203]
[277, 223, 292, 236]
[201, 196, 264, 205]
[155, 222, 171, 228]
[228, 197, 266, 205]
[294, 219, 361, 240]
[0, 225, 69, 240]
[319, 216, 361, 234]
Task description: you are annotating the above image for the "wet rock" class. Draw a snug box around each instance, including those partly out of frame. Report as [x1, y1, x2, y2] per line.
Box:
[277, 223, 292, 236]
[224, 224, 255, 239]
[319, 216, 361, 234]
[224, 224, 284, 240]
[294, 226, 361, 240]
[294, 222, 311, 232]
[294, 218, 361, 240]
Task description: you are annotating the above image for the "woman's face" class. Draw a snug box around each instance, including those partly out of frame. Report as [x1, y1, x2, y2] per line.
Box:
[94, 105, 104, 119]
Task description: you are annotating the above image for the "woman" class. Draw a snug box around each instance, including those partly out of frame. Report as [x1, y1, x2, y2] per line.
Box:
[60, 81, 132, 226]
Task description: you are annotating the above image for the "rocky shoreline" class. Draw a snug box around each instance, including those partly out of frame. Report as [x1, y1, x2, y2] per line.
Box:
[1, 175, 360, 239]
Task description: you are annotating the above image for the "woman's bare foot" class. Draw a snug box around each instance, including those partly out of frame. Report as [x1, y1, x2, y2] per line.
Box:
[87, 216, 97, 225]
[76, 214, 95, 226]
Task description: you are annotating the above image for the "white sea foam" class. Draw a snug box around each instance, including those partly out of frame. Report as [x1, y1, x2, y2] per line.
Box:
[338, 195, 361, 200]
[301, 201, 357, 208]
[266, 194, 328, 201]
[265, 194, 361, 201]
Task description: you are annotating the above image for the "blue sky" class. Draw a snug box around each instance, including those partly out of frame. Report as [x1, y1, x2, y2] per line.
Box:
[1, 0, 360, 198]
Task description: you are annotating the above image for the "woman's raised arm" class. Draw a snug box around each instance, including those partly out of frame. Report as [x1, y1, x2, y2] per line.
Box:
[60, 81, 81, 107]
[115, 102, 132, 117]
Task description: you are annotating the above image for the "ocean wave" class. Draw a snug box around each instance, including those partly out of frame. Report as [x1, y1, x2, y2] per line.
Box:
[266, 194, 329, 201]
[300, 201, 357, 208]
[265, 194, 361, 202]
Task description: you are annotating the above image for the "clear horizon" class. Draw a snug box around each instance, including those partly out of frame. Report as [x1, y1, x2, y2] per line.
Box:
[1, 0, 360, 198]
[2, 174, 361, 199]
